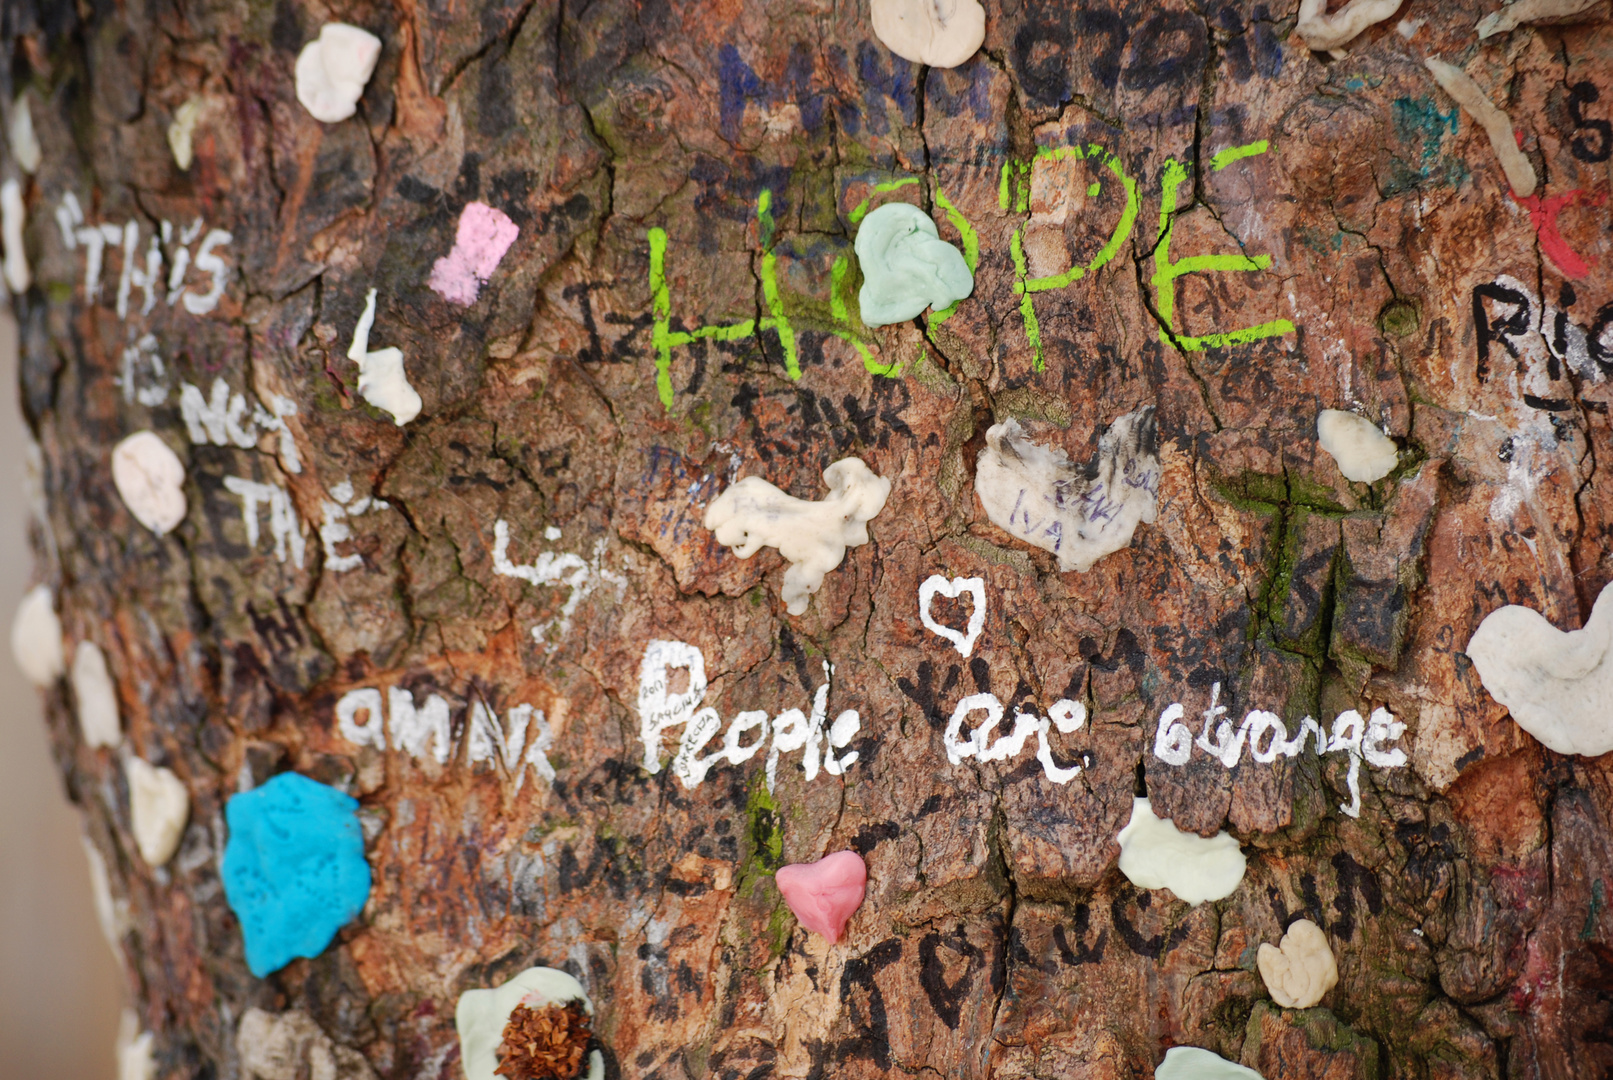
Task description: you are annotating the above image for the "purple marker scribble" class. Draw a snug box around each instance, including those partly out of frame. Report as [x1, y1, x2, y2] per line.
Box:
[1079, 485, 1113, 524]
[1010, 489, 1039, 532]
[1123, 461, 1160, 496]
[428, 202, 520, 306]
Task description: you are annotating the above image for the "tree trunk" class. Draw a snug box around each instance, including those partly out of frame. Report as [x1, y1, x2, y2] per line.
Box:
[5, 0, 1613, 1077]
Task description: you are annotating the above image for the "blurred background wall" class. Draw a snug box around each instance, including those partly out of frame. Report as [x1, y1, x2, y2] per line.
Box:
[0, 310, 122, 1078]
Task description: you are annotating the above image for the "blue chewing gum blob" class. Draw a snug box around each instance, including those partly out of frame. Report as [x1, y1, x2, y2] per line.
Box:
[854, 202, 974, 327]
[221, 772, 371, 977]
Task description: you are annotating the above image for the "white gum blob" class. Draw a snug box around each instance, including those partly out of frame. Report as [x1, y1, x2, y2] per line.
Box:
[168, 97, 204, 170]
[704, 458, 891, 615]
[1425, 58, 1538, 197]
[11, 583, 64, 686]
[295, 23, 382, 124]
[72, 641, 123, 749]
[1257, 918, 1339, 1008]
[1156, 1046, 1265, 1079]
[1115, 797, 1246, 905]
[1478, 0, 1605, 38]
[9, 91, 40, 173]
[117, 1009, 156, 1080]
[854, 202, 974, 326]
[2, 177, 30, 294]
[82, 835, 128, 949]
[870, 0, 987, 69]
[348, 289, 421, 425]
[1294, 0, 1403, 55]
[126, 757, 190, 867]
[455, 967, 604, 1080]
[1316, 409, 1399, 483]
[975, 408, 1159, 572]
[1467, 580, 1613, 756]
[112, 431, 188, 535]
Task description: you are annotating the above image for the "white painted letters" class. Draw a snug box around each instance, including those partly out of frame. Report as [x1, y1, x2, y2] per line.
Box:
[636, 640, 859, 792]
[222, 476, 306, 567]
[334, 684, 556, 785]
[320, 481, 388, 573]
[944, 692, 1086, 783]
[56, 195, 231, 317]
[1148, 684, 1406, 818]
[492, 519, 625, 647]
[918, 575, 986, 657]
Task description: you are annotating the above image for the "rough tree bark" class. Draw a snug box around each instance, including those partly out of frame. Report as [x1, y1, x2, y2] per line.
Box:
[5, 0, 1613, 1077]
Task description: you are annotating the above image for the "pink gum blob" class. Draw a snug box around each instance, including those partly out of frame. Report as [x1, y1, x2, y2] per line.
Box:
[428, 202, 519, 306]
[774, 850, 867, 944]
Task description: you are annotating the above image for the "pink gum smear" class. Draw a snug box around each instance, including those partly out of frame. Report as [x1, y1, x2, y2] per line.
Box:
[428, 202, 519, 306]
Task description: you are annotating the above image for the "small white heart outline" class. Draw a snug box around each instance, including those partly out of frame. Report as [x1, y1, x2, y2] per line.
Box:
[919, 574, 987, 657]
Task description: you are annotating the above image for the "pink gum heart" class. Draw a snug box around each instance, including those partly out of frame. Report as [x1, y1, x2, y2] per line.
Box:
[774, 850, 867, 943]
[428, 201, 519, 306]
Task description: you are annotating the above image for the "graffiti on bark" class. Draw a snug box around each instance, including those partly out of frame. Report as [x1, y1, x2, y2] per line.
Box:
[335, 684, 557, 784]
[637, 639, 862, 792]
[55, 193, 233, 317]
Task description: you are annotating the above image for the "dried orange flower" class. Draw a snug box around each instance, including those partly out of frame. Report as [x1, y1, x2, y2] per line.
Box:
[494, 1001, 593, 1080]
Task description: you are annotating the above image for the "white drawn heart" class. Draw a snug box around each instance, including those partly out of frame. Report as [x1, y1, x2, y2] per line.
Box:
[919, 574, 987, 657]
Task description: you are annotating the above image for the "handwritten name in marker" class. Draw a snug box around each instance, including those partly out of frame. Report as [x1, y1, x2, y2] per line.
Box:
[428, 202, 519, 306]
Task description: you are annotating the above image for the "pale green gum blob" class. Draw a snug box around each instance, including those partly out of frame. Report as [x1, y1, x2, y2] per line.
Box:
[854, 202, 974, 328]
